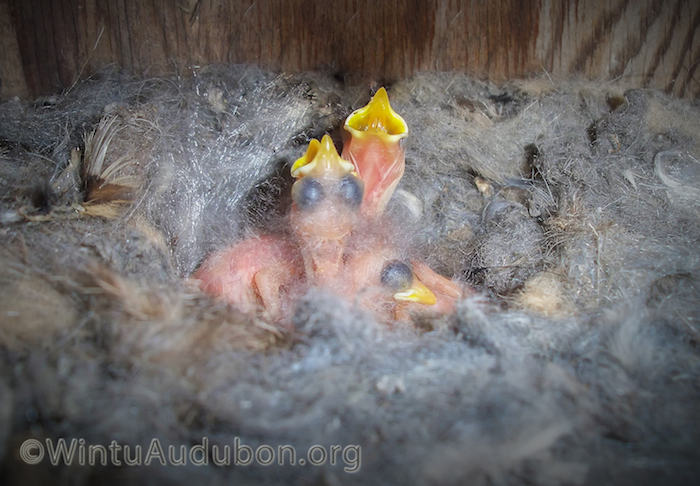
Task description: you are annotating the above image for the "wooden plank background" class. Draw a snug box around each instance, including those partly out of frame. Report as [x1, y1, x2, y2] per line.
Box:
[1, 0, 698, 99]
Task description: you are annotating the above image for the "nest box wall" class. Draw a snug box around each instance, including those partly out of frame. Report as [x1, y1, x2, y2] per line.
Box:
[1, 0, 699, 99]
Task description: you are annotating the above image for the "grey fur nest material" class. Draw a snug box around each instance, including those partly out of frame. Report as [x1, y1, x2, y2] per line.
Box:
[1, 66, 700, 485]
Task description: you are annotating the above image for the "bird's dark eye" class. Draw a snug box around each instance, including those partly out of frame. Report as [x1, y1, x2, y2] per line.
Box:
[293, 177, 324, 210]
[380, 260, 412, 291]
[337, 174, 364, 208]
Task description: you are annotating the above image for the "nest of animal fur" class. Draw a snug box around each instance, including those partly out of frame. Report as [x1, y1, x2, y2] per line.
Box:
[1, 67, 699, 485]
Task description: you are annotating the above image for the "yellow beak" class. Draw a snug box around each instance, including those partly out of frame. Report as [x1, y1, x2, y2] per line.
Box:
[393, 274, 437, 306]
[291, 134, 355, 179]
[343, 87, 408, 141]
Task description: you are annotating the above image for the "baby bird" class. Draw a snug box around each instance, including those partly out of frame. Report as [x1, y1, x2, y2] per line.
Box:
[342, 87, 408, 218]
[289, 135, 364, 289]
[340, 88, 464, 319]
[194, 88, 465, 324]
[193, 134, 362, 322]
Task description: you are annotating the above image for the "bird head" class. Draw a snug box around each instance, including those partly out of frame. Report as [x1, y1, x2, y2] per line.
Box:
[290, 134, 364, 286]
[342, 87, 408, 217]
[380, 260, 437, 306]
[355, 256, 440, 323]
[342, 224, 439, 322]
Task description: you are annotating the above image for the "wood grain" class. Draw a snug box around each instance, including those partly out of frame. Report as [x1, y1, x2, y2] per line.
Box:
[1, 0, 698, 98]
[0, 0, 27, 98]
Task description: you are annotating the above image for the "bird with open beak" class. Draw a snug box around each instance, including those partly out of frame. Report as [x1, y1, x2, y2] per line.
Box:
[341, 88, 465, 318]
[193, 88, 465, 325]
[342, 87, 408, 218]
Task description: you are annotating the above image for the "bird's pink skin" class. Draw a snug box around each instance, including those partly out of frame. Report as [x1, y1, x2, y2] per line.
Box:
[194, 227, 466, 325]
[410, 260, 466, 314]
[341, 134, 405, 218]
[288, 182, 359, 288]
[193, 235, 304, 322]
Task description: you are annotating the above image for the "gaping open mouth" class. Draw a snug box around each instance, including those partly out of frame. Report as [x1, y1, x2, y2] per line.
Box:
[343, 87, 408, 141]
